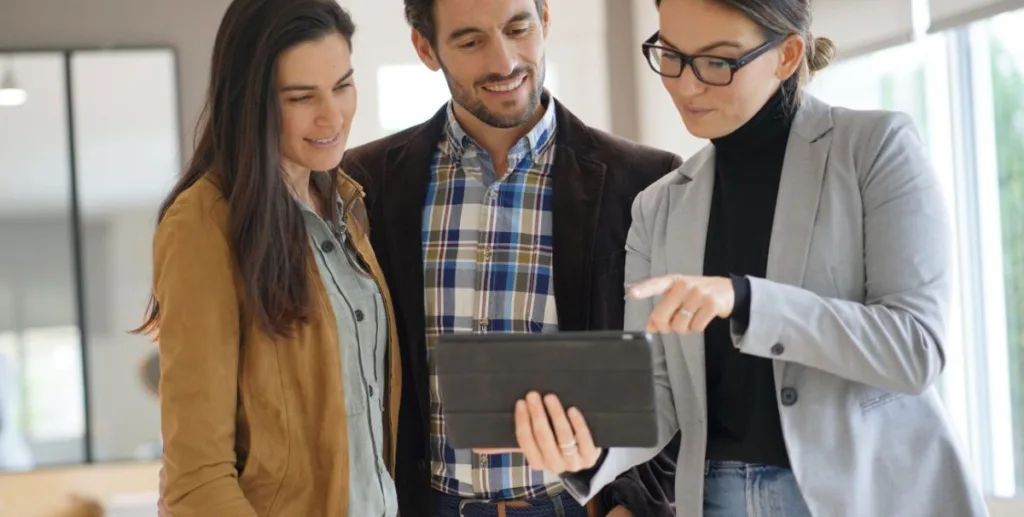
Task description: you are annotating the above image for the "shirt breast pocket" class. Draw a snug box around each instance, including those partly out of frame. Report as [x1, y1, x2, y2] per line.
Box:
[336, 326, 369, 417]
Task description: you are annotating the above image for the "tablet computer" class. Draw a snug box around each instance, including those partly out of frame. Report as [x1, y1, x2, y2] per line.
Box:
[434, 330, 658, 450]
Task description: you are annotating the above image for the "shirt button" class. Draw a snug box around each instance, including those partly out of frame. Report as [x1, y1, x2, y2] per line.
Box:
[771, 343, 785, 356]
[780, 387, 798, 406]
[480, 456, 488, 467]
[488, 190, 499, 201]
[354, 309, 365, 322]
[483, 248, 494, 260]
[321, 240, 335, 253]
[479, 318, 489, 329]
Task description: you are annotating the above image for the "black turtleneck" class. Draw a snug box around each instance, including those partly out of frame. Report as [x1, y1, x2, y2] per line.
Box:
[703, 82, 794, 468]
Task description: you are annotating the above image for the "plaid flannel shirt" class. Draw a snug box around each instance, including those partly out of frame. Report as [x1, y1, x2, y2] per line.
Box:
[423, 100, 562, 500]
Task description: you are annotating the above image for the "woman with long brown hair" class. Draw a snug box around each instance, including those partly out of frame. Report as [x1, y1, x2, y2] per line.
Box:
[135, 1, 400, 515]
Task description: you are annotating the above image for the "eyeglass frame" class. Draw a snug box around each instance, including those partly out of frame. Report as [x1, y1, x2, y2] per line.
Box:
[640, 31, 788, 86]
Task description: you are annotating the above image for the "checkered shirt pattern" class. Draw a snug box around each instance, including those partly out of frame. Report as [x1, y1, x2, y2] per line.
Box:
[423, 101, 563, 500]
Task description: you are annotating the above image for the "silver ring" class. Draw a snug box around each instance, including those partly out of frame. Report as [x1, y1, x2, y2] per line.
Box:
[677, 308, 694, 318]
[559, 438, 577, 451]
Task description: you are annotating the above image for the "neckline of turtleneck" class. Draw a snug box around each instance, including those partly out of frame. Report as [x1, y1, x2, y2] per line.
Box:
[711, 79, 796, 156]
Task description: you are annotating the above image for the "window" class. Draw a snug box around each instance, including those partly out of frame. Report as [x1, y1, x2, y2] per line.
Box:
[969, 7, 1024, 496]
[0, 331, 33, 471]
[376, 64, 451, 132]
[0, 326, 86, 469]
[72, 49, 177, 463]
[22, 326, 85, 442]
[376, 63, 561, 133]
[0, 51, 87, 469]
[0, 49, 175, 469]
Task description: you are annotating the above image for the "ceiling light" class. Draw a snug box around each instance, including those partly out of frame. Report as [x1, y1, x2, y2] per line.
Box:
[0, 62, 27, 107]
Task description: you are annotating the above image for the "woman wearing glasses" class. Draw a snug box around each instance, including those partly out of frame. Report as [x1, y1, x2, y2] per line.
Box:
[510, 0, 988, 515]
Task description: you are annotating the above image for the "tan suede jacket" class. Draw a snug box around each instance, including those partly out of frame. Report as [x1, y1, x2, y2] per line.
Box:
[154, 171, 401, 516]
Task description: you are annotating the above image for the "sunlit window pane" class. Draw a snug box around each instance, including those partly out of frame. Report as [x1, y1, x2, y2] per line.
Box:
[23, 326, 85, 442]
[376, 63, 560, 134]
[982, 7, 1024, 496]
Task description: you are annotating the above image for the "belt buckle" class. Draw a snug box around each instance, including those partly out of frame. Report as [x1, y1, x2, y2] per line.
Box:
[457, 497, 533, 517]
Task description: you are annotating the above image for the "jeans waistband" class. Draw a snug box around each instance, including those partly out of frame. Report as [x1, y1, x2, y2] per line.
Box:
[704, 460, 791, 475]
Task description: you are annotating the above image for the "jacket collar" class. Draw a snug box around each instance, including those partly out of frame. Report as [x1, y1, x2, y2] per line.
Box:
[791, 93, 835, 143]
[678, 93, 835, 182]
[442, 94, 559, 161]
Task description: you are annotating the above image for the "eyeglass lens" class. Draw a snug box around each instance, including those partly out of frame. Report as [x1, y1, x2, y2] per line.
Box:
[646, 47, 734, 85]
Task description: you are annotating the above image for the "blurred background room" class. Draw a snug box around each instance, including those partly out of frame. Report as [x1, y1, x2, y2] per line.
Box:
[0, 0, 1022, 515]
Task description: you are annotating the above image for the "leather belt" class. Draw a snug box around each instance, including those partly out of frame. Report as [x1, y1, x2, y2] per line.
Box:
[484, 498, 603, 517]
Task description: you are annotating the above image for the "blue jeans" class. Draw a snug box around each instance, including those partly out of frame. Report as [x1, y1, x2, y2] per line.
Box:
[431, 489, 589, 517]
[703, 461, 813, 517]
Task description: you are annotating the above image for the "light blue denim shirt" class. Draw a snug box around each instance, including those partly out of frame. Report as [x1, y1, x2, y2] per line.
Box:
[299, 174, 397, 517]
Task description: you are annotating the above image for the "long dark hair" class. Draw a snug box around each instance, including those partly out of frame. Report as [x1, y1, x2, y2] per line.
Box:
[135, 0, 356, 338]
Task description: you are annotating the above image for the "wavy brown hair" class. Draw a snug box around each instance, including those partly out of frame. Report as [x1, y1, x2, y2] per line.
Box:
[135, 0, 356, 338]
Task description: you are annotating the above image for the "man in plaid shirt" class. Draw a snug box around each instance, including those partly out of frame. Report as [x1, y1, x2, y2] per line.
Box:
[343, 1, 682, 515]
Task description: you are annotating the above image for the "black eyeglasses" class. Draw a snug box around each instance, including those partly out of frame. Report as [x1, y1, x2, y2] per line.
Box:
[641, 31, 786, 86]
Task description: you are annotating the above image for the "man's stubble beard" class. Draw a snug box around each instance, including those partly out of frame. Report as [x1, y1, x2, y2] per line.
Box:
[439, 56, 547, 129]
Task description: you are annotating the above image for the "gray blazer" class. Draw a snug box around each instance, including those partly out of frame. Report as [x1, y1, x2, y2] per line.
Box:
[565, 95, 989, 516]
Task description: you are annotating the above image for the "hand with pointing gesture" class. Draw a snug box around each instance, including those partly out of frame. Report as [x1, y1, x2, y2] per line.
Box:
[628, 275, 736, 334]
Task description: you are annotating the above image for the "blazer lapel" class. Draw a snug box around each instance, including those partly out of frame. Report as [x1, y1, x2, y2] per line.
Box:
[765, 97, 835, 288]
[663, 147, 716, 415]
[551, 104, 606, 331]
[380, 107, 447, 428]
[765, 98, 833, 384]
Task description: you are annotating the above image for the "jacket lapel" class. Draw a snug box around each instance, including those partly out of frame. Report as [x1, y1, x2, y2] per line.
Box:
[551, 103, 606, 331]
[765, 96, 833, 383]
[380, 107, 447, 428]
[663, 147, 715, 415]
[766, 96, 834, 288]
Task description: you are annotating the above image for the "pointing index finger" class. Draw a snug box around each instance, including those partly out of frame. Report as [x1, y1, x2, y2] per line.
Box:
[628, 275, 679, 300]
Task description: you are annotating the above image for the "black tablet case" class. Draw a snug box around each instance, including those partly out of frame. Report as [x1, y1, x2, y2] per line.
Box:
[435, 331, 659, 449]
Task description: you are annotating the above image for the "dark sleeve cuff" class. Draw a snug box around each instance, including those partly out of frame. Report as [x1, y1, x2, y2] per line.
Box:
[598, 433, 680, 517]
[560, 449, 608, 497]
[729, 274, 752, 334]
[576, 449, 609, 482]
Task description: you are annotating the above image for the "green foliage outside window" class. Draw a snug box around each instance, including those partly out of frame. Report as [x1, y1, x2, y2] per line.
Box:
[990, 36, 1024, 492]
